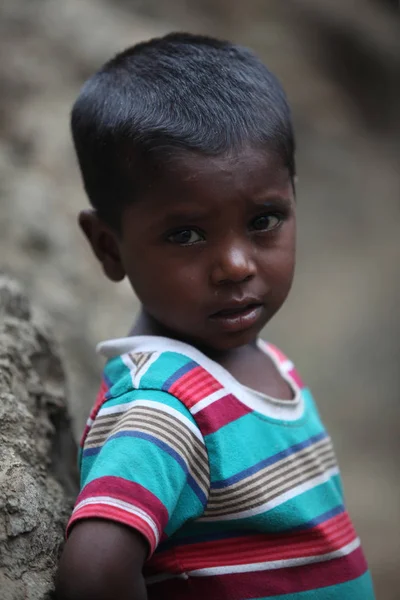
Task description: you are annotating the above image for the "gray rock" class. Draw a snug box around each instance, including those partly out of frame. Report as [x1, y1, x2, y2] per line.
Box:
[0, 274, 78, 600]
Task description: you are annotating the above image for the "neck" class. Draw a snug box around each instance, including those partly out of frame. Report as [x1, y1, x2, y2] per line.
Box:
[129, 308, 259, 363]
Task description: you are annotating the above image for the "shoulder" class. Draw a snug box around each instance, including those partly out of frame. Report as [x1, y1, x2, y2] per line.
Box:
[82, 349, 209, 453]
[103, 347, 201, 396]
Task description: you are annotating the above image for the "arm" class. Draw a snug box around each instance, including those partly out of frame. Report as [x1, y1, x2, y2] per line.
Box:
[58, 388, 209, 599]
[55, 519, 148, 600]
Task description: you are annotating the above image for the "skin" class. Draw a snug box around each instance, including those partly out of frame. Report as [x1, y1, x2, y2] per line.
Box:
[56, 145, 296, 600]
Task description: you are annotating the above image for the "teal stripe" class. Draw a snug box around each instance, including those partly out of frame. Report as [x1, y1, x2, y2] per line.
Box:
[103, 356, 133, 398]
[82, 435, 203, 516]
[103, 355, 126, 384]
[205, 407, 326, 482]
[252, 571, 375, 599]
[165, 484, 206, 537]
[80, 452, 98, 487]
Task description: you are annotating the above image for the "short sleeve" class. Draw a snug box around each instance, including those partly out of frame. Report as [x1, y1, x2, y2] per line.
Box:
[67, 389, 210, 556]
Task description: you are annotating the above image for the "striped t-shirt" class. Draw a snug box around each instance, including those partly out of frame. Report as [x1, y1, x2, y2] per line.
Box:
[68, 335, 375, 600]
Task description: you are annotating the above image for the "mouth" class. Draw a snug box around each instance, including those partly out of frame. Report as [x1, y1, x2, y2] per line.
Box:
[209, 301, 264, 332]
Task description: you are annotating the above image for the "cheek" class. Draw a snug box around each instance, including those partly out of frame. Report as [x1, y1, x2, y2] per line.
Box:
[259, 234, 296, 290]
[126, 256, 203, 309]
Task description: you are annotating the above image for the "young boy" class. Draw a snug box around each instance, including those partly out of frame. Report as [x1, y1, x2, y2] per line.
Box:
[56, 33, 375, 599]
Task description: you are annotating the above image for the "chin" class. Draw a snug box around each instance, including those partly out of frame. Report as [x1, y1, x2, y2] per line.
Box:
[199, 329, 261, 353]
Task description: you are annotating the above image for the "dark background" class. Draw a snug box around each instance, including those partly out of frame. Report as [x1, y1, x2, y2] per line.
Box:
[0, 1, 399, 596]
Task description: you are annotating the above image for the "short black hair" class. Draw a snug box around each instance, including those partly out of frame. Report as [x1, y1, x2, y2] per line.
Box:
[71, 32, 295, 230]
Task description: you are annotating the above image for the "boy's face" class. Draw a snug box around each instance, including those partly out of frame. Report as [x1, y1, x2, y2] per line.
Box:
[85, 146, 296, 352]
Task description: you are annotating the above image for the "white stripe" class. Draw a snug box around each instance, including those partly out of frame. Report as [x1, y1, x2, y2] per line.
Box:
[146, 537, 360, 584]
[98, 398, 140, 416]
[200, 466, 340, 521]
[191, 388, 227, 415]
[86, 417, 94, 427]
[97, 398, 204, 442]
[146, 571, 189, 585]
[74, 496, 160, 545]
[121, 351, 160, 389]
[280, 359, 294, 373]
[121, 351, 138, 376]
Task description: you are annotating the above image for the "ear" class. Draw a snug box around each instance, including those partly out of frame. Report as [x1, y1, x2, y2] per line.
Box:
[78, 210, 126, 282]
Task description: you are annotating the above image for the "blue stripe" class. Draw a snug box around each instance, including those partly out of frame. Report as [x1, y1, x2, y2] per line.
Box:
[290, 504, 345, 531]
[162, 360, 198, 392]
[211, 431, 328, 489]
[103, 372, 113, 389]
[83, 446, 102, 458]
[106, 430, 207, 506]
[157, 528, 257, 551]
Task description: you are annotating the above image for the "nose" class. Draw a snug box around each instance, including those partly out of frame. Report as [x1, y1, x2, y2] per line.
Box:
[210, 241, 256, 286]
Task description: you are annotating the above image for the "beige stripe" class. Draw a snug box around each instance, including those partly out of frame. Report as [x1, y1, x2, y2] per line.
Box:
[206, 456, 337, 516]
[207, 452, 336, 514]
[208, 444, 335, 507]
[87, 409, 206, 461]
[86, 404, 201, 443]
[120, 407, 206, 455]
[210, 438, 333, 499]
[87, 406, 202, 447]
[207, 448, 335, 508]
[85, 409, 209, 492]
[107, 418, 209, 490]
[89, 404, 203, 444]
[205, 456, 337, 516]
[87, 410, 119, 429]
[87, 407, 207, 471]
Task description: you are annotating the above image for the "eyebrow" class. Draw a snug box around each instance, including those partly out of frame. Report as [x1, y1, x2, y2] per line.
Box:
[250, 195, 293, 207]
[149, 193, 294, 228]
[156, 208, 213, 225]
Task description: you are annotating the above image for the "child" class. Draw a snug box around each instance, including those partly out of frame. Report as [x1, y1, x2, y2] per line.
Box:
[56, 33, 375, 600]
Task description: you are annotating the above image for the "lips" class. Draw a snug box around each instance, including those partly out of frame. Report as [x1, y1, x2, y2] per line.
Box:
[209, 300, 264, 333]
[211, 302, 262, 318]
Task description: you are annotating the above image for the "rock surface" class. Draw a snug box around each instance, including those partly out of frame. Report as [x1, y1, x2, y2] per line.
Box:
[0, 274, 78, 600]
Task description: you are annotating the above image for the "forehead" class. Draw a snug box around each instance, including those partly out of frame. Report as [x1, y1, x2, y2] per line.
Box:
[172, 146, 290, 191]
[124, 145, 293, 227]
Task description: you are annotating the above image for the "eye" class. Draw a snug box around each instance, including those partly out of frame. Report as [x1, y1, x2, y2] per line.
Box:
[167, 229, 204, 245]
[250, 214, 281, 232]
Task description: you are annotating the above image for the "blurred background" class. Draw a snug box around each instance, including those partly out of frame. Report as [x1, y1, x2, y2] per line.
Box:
[0, 0, 399, 596]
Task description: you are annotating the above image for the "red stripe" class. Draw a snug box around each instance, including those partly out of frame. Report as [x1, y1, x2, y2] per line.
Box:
[147, 546, 368, 600]
[195, 393, 252, 435]
[179, 528, 356, 570]
[170, 367, 222, 408]
[67, 504, 157, 553]
[264, 342, 288, 363]
[80, 424, 90, 448]
[149, 513, 356, 571]
[264, 343, 305, 390]
[170, 367, 205, 394]
[75, 476, 169, 536]
[190, 378, 223, 403]
[288, 368, 305, 390]
[91, 379, 109, 417]
[81, 379, 110, 446]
